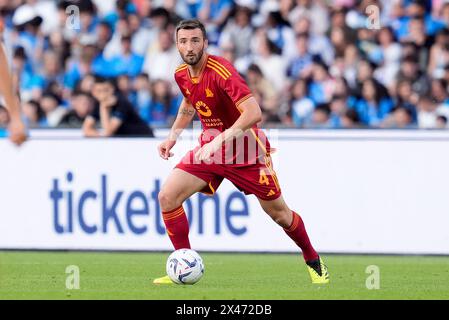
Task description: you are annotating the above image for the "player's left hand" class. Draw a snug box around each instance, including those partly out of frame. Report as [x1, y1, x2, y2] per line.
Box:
[8, 117, 27, 146]
[194, 136, 223, 162]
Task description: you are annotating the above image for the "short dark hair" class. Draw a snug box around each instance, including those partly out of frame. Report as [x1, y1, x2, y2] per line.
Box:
[175, 19, 207, 40]
[344, 108, 360, 123]
[137, 73, 150, 80]
[93, 75, 117, 91]
[247, 63, 263, 76]
[437, 115, 448, 124]
[42, 91, 62, 104]
[72, 89, 93, 99]
[418, 95, 434, 104]
[402, 55, 418, 64]
[121, 34, 132, 42]
[295, 32, 309, 40]
[315, 103, 331, 115]
[13, 46, 27, 60]
[94, 75, 113, 85]
[393, 105, 413, 118]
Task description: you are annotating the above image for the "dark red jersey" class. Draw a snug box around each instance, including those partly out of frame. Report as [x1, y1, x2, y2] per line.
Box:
[174, 54, 271, 165]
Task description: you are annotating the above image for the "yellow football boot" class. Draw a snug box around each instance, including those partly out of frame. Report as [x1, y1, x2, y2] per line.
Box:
[153, 275, 174, 285]
[306, 257, 330, 284]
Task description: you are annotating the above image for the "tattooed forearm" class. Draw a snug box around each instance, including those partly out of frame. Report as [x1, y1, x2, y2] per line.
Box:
[179, 107, 195, 117]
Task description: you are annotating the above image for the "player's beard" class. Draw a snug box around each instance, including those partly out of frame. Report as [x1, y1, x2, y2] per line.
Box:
[182, 45, 204, 66]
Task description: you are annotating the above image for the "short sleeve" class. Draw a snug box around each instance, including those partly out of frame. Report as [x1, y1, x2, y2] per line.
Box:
[222, 65, 253, 108]
[87, 104, 100, 122]
[174, 71, 189, 100]
[111, 98, 130, 121]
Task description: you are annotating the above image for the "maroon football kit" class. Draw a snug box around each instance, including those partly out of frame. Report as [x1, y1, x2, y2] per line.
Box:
[174, 54, 281, 200]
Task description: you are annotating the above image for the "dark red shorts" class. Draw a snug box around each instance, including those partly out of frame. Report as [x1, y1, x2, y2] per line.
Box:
[175, 148, 282, 201]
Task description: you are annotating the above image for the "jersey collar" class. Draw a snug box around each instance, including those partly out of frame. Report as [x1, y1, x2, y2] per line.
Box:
[187, 53, 209, 85]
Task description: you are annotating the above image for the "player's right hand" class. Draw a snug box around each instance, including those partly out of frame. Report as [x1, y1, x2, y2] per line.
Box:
[158, 139, 176, 160]
[8, 118, 27, 146]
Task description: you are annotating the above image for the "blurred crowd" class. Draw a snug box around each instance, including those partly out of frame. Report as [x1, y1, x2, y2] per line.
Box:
[1, 0, 449, 131]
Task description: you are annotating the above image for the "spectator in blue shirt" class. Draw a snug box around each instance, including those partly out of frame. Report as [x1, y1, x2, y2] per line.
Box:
[393, 0, 444, 40]
[11, 47, 36, 101]
[353, 79, 394, 126]
[288, 33, 313, 79]
[148, 79, 182, 126]
[31, 50, 65, 98]
[303, 103, 332, 129]
[133, 73, 152, 123]
[341, 109, 362, 129]
[11, 5, 44, 72]
[117, 74, 137, 107]
[21, 100, 44, 128]
[329, 95, 349, 128]
[289, 78, 314, 127]
[395, 79, 419, 123]
[265, 10, 296, 61]
[39, 92, 67, 127]
[198, 0, 233, 45]
[396, 55, 430, 97]
[430, 78, 449, 104]
[64, 45, 98, 90]
[74, 0, 98, 42]
[184, 0, 203, 18]
[382, 105, 416, 129]
[103, 0, 138, 28]
[110, 35, 144, 78]
[308, 59, 336, 104]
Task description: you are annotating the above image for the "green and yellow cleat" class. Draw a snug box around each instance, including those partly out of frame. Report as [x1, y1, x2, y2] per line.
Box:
[153, 275, 174, 285]
[306, 257, 330, 284]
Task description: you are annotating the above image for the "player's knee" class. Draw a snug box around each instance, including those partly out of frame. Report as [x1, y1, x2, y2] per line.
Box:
[273, 215, 290, 228]
[268, 208, 292, 228]
[158, 190, 178, 212]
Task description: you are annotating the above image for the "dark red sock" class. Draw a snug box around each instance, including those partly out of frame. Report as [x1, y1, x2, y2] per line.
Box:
[162, 206, 191, 250]
[284, 211, 319, 262]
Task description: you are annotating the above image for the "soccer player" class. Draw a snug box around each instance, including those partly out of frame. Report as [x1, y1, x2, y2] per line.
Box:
[0, 19, 27, 145]
[154, 19, 329, 284]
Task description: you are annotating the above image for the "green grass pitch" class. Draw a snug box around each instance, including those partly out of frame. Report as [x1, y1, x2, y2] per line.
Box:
[1, 251, 448, 300]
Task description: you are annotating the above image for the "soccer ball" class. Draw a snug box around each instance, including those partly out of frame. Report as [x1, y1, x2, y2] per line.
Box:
[166, 249, 205, 285]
